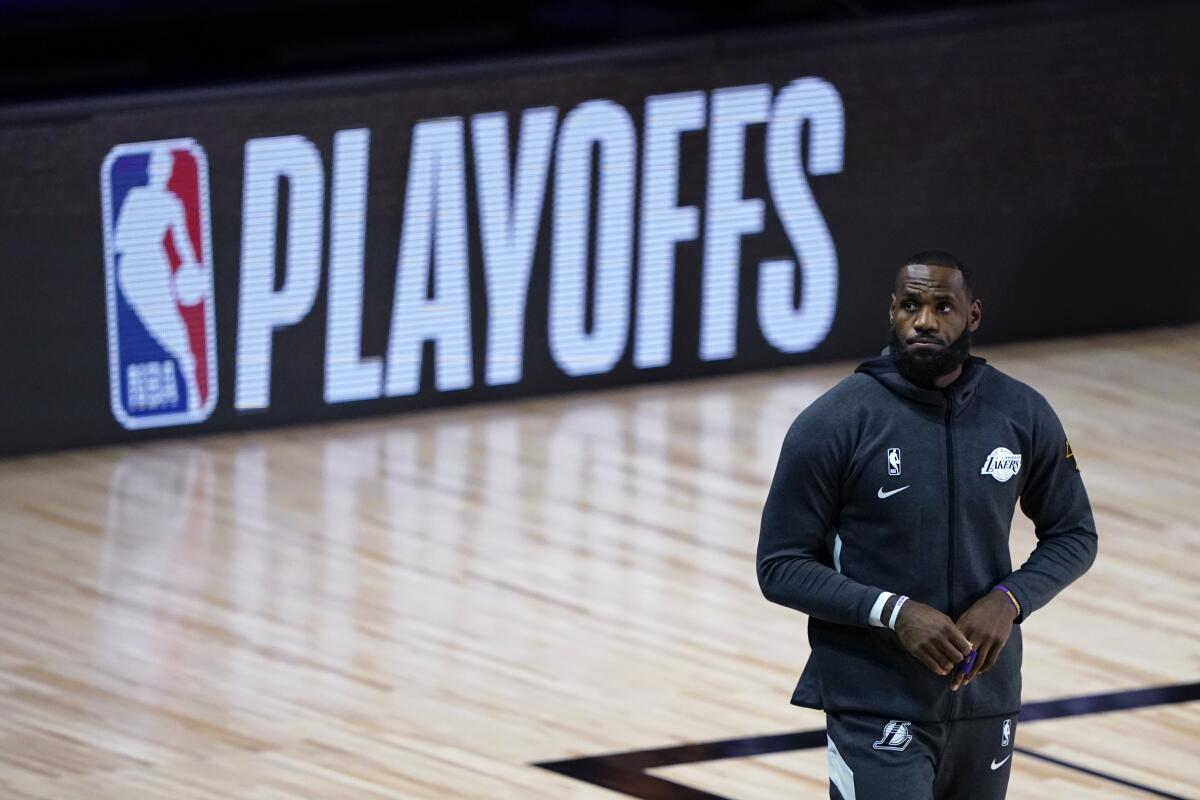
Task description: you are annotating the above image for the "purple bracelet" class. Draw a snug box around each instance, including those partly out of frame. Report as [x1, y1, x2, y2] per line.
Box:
[994, 584, 1022, 616]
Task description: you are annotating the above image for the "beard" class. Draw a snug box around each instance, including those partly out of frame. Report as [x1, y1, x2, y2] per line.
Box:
[888, 325, 972, 388]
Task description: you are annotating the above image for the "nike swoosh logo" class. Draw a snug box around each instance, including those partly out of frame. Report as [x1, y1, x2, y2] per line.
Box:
[990, 755, 1011, 770]
[877, 485, 911, 499]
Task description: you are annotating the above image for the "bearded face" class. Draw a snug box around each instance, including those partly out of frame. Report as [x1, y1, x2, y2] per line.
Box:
[889, 324, 972, 388]
[887, 263, 980, 389]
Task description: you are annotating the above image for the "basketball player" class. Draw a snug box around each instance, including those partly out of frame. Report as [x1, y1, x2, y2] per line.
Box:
[757, 251, 1097, 799]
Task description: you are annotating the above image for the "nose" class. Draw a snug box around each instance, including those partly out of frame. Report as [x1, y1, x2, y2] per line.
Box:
[914, 306, 938, 333]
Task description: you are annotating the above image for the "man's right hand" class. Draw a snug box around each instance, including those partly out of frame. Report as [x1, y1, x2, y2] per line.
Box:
[893, 599, 973, 676]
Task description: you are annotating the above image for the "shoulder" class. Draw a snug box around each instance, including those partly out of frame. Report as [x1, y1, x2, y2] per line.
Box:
[976, 363, 1061, 422]
[783, 373, 877, 445]
[797, 373, 879, 420]
[826, 372, 880, 401]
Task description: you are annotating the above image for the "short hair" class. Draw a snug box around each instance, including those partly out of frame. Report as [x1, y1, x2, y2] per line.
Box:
[898, 249, 974, 297]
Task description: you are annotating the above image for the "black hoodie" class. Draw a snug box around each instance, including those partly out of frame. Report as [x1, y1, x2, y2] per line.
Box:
[757, 354, 1098, 722]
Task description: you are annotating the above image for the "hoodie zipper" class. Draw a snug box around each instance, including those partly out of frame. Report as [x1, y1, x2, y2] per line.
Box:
[943, 392, 958, 722]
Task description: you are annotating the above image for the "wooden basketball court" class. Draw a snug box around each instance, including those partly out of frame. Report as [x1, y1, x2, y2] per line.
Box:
[1, 324, 1197, 799]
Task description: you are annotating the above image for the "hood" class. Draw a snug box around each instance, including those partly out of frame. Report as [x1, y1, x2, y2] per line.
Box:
[855, 350, 988, 416]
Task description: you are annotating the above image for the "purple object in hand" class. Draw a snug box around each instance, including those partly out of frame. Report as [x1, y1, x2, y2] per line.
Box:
[957, 649, 978, 674]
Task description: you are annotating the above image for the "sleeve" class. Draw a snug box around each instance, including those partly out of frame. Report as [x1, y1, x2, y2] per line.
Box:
[1002, 398, 1098, 622]
[756, 400, 887, 627]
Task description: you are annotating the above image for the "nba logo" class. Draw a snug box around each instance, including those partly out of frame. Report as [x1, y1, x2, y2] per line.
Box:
[101, 139, 217, 429]
[887, 447, 902, 476]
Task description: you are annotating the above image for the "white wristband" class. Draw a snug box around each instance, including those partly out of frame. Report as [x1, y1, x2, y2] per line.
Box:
[868, 591, 895, 627]
[888, 596, 909, 630]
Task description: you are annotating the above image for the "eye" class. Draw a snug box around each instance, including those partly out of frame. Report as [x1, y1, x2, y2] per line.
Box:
[938, 303, 953, 313]
[903, 301, 918, 312]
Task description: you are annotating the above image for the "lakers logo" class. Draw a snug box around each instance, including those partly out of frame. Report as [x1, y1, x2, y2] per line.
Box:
[981, 447, 1022, 483]
[872, 720, 913, 752]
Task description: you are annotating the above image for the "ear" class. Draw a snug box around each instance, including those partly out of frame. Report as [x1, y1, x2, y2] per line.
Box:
[968, 298, 982, 332]
[889, 293, 896, 324]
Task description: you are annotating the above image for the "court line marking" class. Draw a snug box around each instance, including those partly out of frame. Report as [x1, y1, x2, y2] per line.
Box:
[1013, 747, 1191, 800]
[534, 681, 1200, 799]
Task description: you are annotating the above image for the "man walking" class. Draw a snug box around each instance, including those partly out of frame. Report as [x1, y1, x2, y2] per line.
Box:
[757, 251, 1097, 799]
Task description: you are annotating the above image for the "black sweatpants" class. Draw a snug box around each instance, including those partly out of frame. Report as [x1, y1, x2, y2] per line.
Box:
[825, 712, 1017, 800]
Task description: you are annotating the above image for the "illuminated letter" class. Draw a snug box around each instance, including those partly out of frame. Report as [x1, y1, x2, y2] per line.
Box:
[385, 118, 473, 396]
[759, 77, 843, 353]
[471, 107, 557, 386]
[635, 91, 705, 369]
[236, 135, 323, 410]
[548, 99, 636, 377]
[325, 128, 383, 403]
[700, 84, 771, 362]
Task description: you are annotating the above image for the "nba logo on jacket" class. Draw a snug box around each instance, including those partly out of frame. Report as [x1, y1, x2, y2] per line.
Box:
[101, 139, 217, 429]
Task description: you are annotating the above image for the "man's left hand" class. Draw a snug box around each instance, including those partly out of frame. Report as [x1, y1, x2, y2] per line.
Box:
[950, 590, 1017, 690]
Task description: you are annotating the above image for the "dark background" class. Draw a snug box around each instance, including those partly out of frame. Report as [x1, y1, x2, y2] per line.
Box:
[1, 1, 1197, 455]
[0, 0, 1026, 105]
